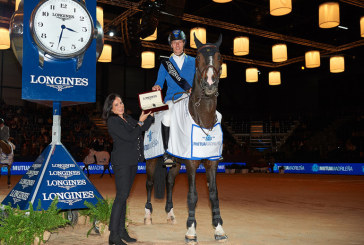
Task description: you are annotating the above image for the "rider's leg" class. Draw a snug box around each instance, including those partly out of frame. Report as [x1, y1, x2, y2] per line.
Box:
[161, 101, 174, 165]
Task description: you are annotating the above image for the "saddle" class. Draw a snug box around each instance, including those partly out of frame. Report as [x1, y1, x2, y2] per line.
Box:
[0, 140, 12, 155]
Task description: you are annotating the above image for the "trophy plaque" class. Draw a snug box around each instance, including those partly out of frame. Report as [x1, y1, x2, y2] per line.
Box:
[138, 90, 169, 113]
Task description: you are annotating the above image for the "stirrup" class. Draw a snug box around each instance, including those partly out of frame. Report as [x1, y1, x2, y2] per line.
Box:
[163, 153, 175, 167]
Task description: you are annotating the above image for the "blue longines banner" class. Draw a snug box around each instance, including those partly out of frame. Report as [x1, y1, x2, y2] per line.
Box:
[1, 144, 103, 210]
[2, 162, 240, 175]
[273, 163, 364, 175]
[22, 0, 96, 103]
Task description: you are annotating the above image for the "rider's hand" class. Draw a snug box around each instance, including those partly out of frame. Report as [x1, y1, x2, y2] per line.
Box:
[139, 111, 152, 122]
[152, 85, 161, 91]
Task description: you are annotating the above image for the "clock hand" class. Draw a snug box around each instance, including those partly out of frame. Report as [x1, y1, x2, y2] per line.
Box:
[58, 25, 66, 48]
[65, 27, 77, 33]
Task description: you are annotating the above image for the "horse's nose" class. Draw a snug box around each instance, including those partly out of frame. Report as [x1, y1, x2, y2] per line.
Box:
[206, 67, 214, 86]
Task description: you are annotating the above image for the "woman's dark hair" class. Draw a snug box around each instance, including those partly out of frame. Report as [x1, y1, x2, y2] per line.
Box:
[102, 93, 122, 119]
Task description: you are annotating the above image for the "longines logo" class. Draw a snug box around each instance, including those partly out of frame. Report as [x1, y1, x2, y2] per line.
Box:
[53, 13, 74, 21]
[30, 75, 88, 91]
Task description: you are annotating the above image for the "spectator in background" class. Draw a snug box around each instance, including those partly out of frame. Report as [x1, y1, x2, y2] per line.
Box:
[0, 118, 10, 142]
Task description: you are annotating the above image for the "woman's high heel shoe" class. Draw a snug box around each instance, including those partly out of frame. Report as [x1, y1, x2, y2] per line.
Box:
[109, 232, 126, 245]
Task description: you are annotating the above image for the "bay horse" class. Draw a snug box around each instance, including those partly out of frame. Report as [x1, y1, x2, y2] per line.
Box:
[144, 34, 227, 244]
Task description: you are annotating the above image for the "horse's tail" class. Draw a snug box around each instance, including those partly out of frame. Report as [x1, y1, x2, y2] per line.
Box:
[153, 157, 166, 199]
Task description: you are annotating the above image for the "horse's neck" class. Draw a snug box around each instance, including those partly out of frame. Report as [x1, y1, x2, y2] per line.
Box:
[188, 84, 217, 129]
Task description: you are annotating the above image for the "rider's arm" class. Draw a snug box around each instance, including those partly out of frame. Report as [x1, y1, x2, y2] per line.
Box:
[153, 64, 168, 90]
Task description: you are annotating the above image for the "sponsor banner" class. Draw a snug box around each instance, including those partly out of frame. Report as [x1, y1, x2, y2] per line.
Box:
[1, 144, 103, 210]
[2, 162, 244, 175]
[273, 163, 364, 175]
[22, 0, 96, 103]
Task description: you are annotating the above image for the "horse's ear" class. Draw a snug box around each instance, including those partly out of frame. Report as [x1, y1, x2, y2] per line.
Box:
[215, 34, 222, 48]
[194, 33, 203, 49]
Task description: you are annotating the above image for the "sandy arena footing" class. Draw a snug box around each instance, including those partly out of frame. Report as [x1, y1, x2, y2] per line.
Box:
[1, 172, 364, 245]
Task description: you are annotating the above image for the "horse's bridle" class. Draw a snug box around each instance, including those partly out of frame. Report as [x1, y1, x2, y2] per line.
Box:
[195, 44, 222, 92]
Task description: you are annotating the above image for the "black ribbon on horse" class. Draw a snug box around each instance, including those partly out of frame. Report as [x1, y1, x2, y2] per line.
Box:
[161, 58, 191, 91]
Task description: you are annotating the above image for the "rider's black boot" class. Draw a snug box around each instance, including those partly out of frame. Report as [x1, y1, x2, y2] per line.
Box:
[161, 124, 174, 167]
[120, 228, 137, 243]
[109, 232, 126, 245]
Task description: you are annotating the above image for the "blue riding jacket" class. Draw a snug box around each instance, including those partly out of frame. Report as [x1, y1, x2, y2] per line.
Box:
[154, 54, 196, 102]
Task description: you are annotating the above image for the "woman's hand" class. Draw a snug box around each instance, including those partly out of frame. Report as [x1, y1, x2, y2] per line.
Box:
[152, 85, 161, 91]
[139, 111, 152, 122]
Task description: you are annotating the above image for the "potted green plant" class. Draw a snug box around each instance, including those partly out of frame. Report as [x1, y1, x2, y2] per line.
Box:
[84, 197, 114, 237]
[0, 198, 69, 245]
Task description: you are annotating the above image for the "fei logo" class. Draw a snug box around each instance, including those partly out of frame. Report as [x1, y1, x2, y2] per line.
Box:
[147, 131, 153, 142]
[312, 164, 319, 172]
[203, 135, 214, 141]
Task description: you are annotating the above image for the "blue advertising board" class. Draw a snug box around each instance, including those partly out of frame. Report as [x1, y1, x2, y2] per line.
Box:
[21, 0, 96, 103]
[1, 144, 103, 210]
[2, 162, 241, 175]
[273, 163, 364, 175]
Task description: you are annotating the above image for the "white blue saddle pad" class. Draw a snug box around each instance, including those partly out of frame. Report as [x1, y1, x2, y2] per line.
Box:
[143, 97, 222, 160]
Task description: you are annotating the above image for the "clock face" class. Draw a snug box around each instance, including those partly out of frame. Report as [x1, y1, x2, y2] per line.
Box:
[31, 0, 94, 58]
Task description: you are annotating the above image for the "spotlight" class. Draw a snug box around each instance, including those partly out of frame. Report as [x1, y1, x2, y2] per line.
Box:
[109, 31, 114, 37]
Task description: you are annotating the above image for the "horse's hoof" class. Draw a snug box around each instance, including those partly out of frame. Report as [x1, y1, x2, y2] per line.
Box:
[167, 216, 177, 225]
[215, 234, 228, 242]
[144, 217, 152, 225]
[185, 235, 198, 245]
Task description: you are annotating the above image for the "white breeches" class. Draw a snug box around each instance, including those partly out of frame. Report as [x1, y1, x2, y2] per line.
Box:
[162, 100, 174, 127]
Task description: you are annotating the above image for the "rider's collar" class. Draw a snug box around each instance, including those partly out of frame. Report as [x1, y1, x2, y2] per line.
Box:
[171, 52, 185, 58]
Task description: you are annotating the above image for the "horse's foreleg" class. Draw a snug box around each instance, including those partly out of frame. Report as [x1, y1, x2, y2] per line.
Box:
[165, 161, 180, 224]
[185, 160, 199, 244]
[144, 158, 157, 225]
[205, 160, 228, 241]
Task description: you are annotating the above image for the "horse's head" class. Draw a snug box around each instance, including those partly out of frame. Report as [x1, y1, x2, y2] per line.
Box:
[194, 34, 222, 96]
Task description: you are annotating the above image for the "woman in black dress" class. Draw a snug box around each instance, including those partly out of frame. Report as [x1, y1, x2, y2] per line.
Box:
[102, 93, 153, 245]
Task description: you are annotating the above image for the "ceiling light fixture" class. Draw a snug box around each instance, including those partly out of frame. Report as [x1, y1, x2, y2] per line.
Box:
[270, 0, 292, 16]
[246, 68, 258, 83]
[190, 27, 206, 49]
[319, 2, 340, 28]
[330, 56, 345, 73]
[233, 36, 249, 56]
[98, 44, 112, 63]
[141, 51, 155, 69]
[220, 63, 227, 78]
[305, 51, 320, 68]
[0, 28, 10, 50]
[269, 71, 281, 85]
[212, 0, 232, 3]
[272, 43, 287, 62]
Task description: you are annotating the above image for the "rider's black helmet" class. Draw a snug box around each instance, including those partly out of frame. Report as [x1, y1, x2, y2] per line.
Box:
[0, 118, 4, 124]
[168, 30, 186, 45]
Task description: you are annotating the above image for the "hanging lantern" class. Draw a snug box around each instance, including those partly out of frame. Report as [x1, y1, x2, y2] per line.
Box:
[15, 0, 21, 11]
[141, 28, 157, 41]
[319, 2, 340, 28]
[360, 16, 364, 37]
[272, 44, 287, 62]
[96, 6, 104, 28]
[212, 0, 232, 3]
[270, 0, 292, 16]
[305, 50, 320, 68]
[246, 68, 258, 83]
[0, 28, 10, 50]
[98, 44, 112, 62]
[220, 63, 227, 78]
[269, 71, 281, 85]
[141, 51, 155, 69]
[330, 56, 344, 73]
[190, 27, 206, 49]
[140, 19, 157, 41]
[233, 37, 249, 56]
